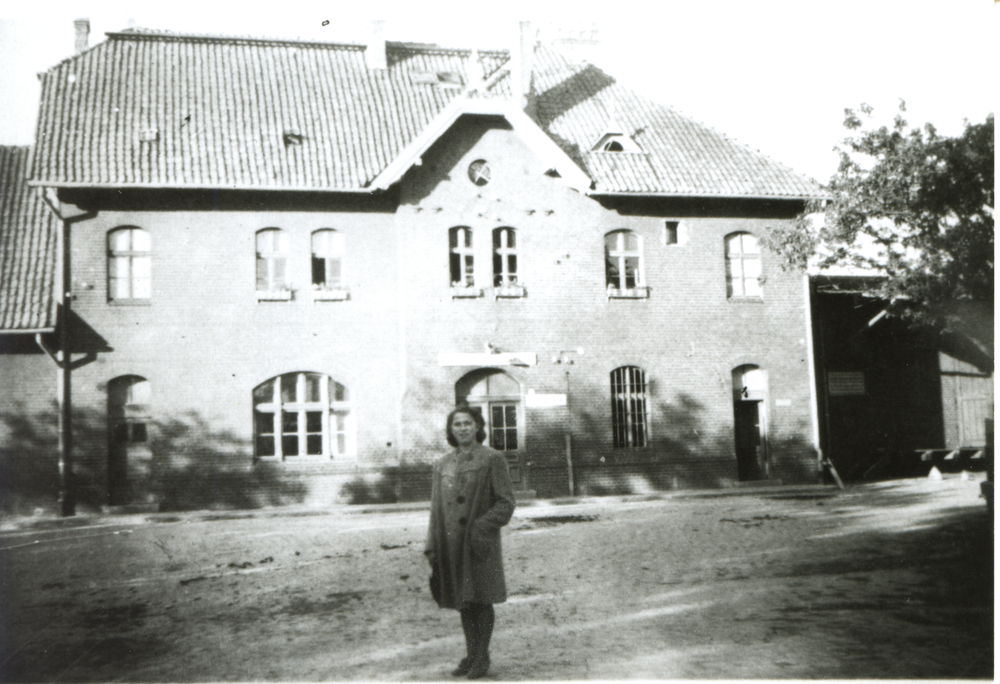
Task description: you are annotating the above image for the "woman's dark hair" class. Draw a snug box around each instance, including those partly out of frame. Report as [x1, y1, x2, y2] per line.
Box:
[446, 405, 487, 446]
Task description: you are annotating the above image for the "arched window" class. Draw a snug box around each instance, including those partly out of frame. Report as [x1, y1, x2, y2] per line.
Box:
[610, 366, 649, 448]
[725, 232, 762, 298]
[256, 229, 289, 294]
[456, 369, 523, 483]
[253, 372, 353, 460]
[492, 227, 518, 287]
[108, 227, 151, 301]
[449, 226, 474, 287]
[311, 229, 344, 290]
[604, 230, 644, 291]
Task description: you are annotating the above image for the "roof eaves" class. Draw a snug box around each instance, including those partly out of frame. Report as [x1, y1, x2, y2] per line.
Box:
[586, 190, 830, 201]
[25, 181, 381, 193]
[0, 327, 56, 335]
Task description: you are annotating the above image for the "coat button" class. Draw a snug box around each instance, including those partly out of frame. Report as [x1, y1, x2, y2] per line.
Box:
[457, 496, 465, 504]
[459, 517, 467, 525]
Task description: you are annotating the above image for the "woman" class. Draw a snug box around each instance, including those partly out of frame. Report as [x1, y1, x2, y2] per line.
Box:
[426, 406, 516, 679]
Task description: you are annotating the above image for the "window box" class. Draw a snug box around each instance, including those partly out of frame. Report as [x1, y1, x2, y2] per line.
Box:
[451, 284, 483, 299]
[607, 286, 650, 299]
[256, 289, 293, 302]
[312, 287, 350, 302]
[494, 283, 526, 299]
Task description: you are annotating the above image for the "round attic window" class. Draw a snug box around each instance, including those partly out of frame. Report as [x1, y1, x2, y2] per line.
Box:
[468, 160, 491, 186]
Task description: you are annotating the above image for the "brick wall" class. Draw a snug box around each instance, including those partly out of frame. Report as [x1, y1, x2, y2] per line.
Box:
[2, 117, 821, 512]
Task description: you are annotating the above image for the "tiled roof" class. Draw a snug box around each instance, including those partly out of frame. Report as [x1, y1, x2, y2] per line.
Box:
[0, 146, 58, 332]
[29, 29, 825, 199]
[531, 45, 824, 197]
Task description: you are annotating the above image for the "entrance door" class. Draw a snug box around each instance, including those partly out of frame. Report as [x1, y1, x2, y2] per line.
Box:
[456, 370, 524, 485]
[732, 365, 768, 481]
[108, 376, 152, 505]
[734, 401, 765, 480]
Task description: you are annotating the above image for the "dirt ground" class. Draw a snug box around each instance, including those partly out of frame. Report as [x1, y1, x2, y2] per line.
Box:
[0, 474, 992, 681]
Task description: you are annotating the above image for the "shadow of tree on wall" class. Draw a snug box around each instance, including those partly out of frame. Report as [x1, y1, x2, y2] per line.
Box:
[0, 404, 306, 516]
[152, 412, 306, 511]
[395, 374, 821, 500]
[526, 391, 819, 498]
[340, 460, 434, 505]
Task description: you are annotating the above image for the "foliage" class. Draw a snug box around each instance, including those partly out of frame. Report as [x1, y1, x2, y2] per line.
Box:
[765, 103, 994, 352]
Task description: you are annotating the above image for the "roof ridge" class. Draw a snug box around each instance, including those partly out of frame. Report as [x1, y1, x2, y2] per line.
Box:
[105, 28, 513, 57]
[107, 28, 366, 50]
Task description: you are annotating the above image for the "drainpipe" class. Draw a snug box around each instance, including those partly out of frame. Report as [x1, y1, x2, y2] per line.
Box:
[39, 188, 75, 516]
[565, 371, 574, 496]
[803, 274, 822, 471]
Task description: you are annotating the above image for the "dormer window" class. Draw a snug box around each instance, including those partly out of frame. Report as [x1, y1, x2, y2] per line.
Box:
[592, 133, 642, 153]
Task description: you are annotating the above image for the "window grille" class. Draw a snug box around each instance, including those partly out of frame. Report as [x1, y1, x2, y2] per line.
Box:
[611, 366, 649, 448]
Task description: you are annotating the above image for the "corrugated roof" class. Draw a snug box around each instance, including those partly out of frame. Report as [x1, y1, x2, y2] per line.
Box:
[29, 29, 825, 199]
[0, 146, 58, 332]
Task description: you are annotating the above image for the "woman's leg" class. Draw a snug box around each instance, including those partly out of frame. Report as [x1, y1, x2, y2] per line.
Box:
[466, 603, 494, 678]
[452, 608, 476, 676]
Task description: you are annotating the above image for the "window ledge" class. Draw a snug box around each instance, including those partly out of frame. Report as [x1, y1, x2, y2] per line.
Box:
[494, 284, 526, 299]
[728, 296, 764, 304]
[312, 288, 350, 302]
[108, 298, 152, 306]
[451, 286, 483, 299]
[256, 290, 293, 302]
[607, 287, 650, 300]
[255, 456, 358, 469]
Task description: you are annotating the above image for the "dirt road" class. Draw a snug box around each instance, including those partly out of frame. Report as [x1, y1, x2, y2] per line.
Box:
[0, 475, 992, 681]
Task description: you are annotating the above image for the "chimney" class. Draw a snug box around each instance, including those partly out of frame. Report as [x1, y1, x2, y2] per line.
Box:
[512, 21, 536, 117]
[546, 22, 601, 64]
[74, 18, 90, 54]
[365, 20, 387, 70]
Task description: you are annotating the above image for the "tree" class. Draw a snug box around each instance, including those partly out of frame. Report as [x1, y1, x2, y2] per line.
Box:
[766, 103, 994, 357]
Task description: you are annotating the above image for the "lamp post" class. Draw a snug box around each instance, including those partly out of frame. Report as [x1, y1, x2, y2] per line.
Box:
[553, 349, 584, 495]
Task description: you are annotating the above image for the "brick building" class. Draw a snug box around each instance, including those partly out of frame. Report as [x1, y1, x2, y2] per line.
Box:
[1, 24, 831, 512]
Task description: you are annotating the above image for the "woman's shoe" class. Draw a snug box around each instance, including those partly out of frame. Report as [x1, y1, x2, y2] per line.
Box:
[466, 655, 490, 679]
[451, 658, 472, 677]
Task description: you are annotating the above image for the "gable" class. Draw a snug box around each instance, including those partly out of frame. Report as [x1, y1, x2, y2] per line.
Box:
[401, 115, 574, 207]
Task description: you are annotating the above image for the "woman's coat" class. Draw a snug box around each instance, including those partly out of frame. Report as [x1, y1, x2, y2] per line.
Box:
[425, 443, 516, 609]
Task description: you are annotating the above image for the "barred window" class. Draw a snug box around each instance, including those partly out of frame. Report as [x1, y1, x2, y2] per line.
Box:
[253, 372, 353, 460]
[611, 366, 649, 448]
[725, 232, 762, 298]
[108, 228, 151, 301]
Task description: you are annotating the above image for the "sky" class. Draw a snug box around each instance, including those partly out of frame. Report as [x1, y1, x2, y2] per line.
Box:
[0, 0, 995, 183]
